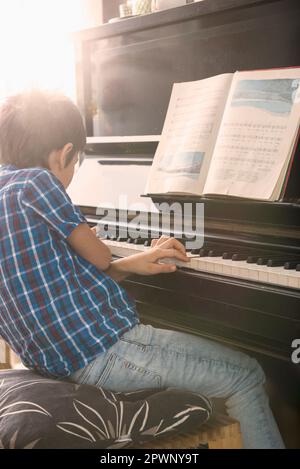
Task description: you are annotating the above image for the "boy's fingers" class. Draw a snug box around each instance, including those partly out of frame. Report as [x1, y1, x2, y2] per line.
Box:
[154, 235, 170, 246]
[153, 248, 189, 262]
[158, 238, 186, 255]
[151, 236, 179, 248]
[151, 239, 159, 247]
[150, 263, 177, 274]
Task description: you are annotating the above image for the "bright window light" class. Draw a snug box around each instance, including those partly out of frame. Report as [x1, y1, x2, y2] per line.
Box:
[0, 0, 91, 100]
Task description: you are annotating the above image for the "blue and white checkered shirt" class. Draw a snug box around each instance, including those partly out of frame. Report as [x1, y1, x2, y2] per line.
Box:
[0, 165, 138, 378]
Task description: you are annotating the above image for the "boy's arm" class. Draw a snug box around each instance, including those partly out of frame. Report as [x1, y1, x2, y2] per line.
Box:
[67, 223, 112, 271]
[68, 227, 189, 282]
[105, 236, 190, 282]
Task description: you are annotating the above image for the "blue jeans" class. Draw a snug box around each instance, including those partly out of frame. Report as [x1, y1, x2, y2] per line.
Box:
[69, 324, 284, 449]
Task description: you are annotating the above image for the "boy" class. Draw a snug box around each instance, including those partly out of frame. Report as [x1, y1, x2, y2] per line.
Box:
[0, 90, 284, 448]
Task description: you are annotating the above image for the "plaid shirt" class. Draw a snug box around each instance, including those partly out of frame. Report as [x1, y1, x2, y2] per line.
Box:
[0, 165, 138, 378]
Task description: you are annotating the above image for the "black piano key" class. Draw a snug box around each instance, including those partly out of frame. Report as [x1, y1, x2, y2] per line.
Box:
[224, 248, 258, 261]
[199, 248, 209, 257]
[284, 260, 300, 270]
[224, 250, 250, 260]
[267, 259, 286, 267]
[232, 253, 248, 261]
[206, 244, 246, 259]
[247, 252, 277, 263]
[261, 255, 300, 267]
[127, 238, 133, 244]
[296, 264, 300, 271]
[257, 257, 269, 265]
[133, 238, 146, 245]
[245, 249, 283, 264]
[116, 236, 127, 242]
[257, 256, 289, 266]
[222, 252, 235, 259]
[208, 250, 223, 257]
[266, 257, 300, 267]
[247, 256, 260, 264]
[191, 246, 210, 254]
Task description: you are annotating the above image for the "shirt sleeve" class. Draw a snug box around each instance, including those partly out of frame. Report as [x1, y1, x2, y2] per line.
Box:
[22, 169, 87, 239]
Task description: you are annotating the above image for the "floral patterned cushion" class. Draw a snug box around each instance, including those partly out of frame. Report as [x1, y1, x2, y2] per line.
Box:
[0, 369, 212, 449]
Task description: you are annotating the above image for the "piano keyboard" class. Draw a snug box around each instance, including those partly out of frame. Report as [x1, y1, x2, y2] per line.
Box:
[103, 239, 300, 290]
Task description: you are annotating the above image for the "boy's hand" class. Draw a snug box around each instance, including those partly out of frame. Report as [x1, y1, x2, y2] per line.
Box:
[107, 236, 190, 280]
[131, 236, 189, 275]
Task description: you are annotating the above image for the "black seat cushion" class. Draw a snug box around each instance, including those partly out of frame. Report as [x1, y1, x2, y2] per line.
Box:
[0, 369, 212, 449]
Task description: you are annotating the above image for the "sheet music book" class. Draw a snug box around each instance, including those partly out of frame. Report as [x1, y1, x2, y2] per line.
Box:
[145, 68, 300, 201]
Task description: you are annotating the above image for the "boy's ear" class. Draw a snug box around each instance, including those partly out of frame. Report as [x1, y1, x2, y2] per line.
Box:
[60, 143, 74, 168]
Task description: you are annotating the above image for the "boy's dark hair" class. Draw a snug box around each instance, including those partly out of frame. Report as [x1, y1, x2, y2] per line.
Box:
[0, 90, 86, 169]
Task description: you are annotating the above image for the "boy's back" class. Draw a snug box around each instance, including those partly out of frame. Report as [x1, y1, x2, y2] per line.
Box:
[0, 90, 141, 377]
[0, 165, 138, 377]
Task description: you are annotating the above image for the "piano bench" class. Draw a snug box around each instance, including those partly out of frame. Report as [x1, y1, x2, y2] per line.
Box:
[131, 413, 242, 449]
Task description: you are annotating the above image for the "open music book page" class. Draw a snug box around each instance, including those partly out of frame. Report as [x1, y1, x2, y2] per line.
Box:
[146, 67, 300, 200]
[203, 68, 300, 200]
[145, 73, 233, 195]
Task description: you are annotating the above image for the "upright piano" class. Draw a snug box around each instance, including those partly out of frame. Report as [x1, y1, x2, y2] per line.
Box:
[72, 0, 300, 447]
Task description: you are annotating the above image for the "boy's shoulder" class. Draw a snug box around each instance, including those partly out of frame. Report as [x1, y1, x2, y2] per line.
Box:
[0, 166, 58, 192]
[21, 167, 56, 187]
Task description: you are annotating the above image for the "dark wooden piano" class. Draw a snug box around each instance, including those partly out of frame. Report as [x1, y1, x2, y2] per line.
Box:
[72, 0, 300, 447]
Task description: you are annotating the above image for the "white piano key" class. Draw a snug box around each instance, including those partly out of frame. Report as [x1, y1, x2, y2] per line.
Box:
[235, 263, 248, 278]
[203, 257, 220, 273]
[213, 258, 225, 274]
[222, 259, 233, 277]
[246, 264, 260, 281]
[258, 265, 271, 284]
[265, 266, 284, 287]
[284, 269, 300, 289]
[103, 239, 300, 290]
[190, 256, 210, 272]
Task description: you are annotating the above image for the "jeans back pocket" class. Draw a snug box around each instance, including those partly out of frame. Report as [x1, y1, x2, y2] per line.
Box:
[96, 353, 161, 392]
